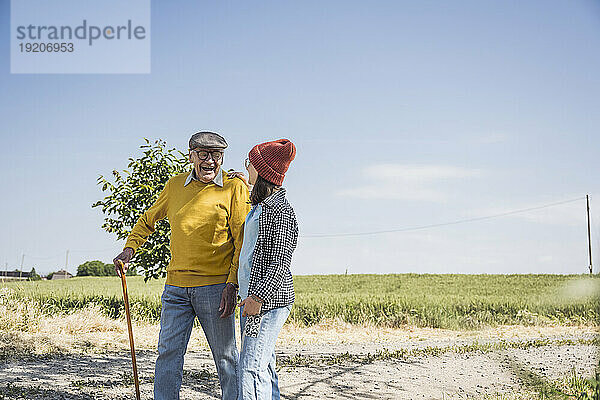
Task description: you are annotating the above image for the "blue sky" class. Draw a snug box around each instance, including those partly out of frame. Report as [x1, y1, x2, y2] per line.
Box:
[1, 0, 599, 276]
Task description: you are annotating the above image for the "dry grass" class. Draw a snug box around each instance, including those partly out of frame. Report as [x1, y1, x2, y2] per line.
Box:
[0, 290, 166, 358]
[1, 297, 596, 360]
[277, 318, 598, 347]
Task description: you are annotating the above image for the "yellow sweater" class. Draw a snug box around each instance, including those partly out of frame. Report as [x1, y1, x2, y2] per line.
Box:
[124, 170, 250, 287]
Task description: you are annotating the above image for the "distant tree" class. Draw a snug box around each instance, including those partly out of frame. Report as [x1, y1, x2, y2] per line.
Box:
[28, 267, 41, 281]
[46, 272, 54, 280]
[92, 138, 189, 281]
[76, 260, 116, 277]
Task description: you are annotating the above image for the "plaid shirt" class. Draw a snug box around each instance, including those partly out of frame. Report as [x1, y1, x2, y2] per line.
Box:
[248, 188, 298, 312]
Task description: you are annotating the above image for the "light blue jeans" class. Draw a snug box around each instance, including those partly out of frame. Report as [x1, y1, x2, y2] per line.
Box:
[238, 305, 291, 400]
[154, 283, 238, 400]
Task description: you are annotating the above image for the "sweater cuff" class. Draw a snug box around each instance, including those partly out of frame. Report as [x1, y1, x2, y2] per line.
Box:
[226, 264, 238, 287]
[124, 239, 141, 252]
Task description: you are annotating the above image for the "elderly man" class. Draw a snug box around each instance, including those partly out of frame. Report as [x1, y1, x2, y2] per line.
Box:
[113, 131, 250, 400]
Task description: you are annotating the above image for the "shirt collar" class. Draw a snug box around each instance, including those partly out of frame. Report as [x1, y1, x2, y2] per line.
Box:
[262, 188, 286, 208]
[184, 168, 224, 187]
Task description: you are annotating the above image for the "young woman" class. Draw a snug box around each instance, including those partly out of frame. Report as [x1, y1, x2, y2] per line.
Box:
[237, 139, 298, 400]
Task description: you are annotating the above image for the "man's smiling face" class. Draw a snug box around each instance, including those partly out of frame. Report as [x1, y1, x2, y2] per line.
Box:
[190, 148, 223, 183]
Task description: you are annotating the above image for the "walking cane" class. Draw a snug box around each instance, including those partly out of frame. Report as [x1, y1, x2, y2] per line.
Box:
[117, 260, 141, 400]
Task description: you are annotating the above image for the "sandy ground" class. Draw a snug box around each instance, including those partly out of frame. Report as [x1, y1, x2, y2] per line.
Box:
[0, 324, 598, 400]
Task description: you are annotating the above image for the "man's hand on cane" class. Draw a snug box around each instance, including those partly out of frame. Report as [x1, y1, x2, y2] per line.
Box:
[113, 247, 134, 277]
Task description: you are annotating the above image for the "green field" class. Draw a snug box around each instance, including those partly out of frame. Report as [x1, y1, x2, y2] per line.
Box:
[1, 274, 599, 330]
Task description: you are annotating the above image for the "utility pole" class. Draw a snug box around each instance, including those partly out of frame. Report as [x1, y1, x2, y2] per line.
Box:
[65, 249, 69, 272]
[20, 254, 24, 279]
[587, 195, 593, 275]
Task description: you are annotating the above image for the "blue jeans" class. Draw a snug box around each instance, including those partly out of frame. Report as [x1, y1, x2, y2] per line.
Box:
[154, 284, 238, 400]
[238, 305, 291, 400]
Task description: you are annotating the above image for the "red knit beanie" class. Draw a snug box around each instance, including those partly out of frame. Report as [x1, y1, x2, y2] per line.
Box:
[248, 139, 296, 186]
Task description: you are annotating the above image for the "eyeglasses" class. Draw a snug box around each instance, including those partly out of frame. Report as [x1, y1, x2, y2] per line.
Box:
[244, 158, 251, 169]
[190, 149, 223, 162]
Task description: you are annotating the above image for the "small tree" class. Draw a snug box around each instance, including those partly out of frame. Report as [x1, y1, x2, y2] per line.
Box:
[28, 267, 41, 281]
[92, 139, 189, 281]
[125, 266, 138, 276]
[77, 260, 116, 276]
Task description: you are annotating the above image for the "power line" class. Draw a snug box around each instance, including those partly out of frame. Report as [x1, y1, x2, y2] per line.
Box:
[301, 196, 586, 238]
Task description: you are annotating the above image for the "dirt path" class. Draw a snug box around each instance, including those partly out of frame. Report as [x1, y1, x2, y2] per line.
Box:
[0, 327, 597, 399]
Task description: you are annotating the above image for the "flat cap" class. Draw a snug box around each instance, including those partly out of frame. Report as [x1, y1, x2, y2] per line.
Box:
[189, 131, 228, 150]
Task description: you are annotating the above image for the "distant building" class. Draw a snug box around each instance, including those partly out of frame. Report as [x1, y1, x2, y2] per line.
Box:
[51, 270, 73, 280]
[0, 270, 30, 281]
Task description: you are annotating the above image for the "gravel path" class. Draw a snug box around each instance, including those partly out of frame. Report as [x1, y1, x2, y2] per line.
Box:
[0, 332, 597, 400]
